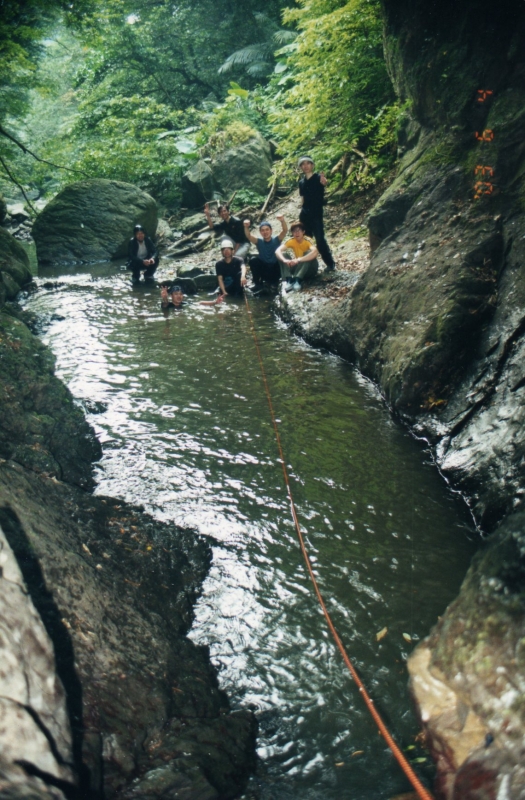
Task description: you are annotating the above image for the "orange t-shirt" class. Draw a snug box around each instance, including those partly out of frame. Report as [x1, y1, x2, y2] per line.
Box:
[284, 237, 315, 258]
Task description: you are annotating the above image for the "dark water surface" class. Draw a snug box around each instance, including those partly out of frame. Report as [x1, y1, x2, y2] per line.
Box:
[27, 264, 477, 799]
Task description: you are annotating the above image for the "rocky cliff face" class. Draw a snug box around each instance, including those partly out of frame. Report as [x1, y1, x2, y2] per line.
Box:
[277, 1, 525, 797]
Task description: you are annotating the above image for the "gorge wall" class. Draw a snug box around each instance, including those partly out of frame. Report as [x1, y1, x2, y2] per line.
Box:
[278, 1, 525, 797]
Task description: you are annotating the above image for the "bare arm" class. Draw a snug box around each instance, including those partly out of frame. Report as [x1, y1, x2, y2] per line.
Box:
[243, 219, 258, 245]
[299, 245, 319, 262]
[276, 214, 288, 241]
[204, 202, 214, 230]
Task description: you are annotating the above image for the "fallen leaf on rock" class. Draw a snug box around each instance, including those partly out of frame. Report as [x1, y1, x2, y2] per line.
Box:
[351, 750, 364, 757]
[402, 632, 412, 642]
[81, 543, 92, 555]
[376, 626, 388, 641]
[335, 762, 345, 767]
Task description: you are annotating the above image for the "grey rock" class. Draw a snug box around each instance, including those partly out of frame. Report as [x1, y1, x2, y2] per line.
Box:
[32, 179, 157, 265]
[6, 203, 31, 223]
[194, 273, 218, 291]
[0, 523, 74, 797]
[180, 212, 206, 234]
[174, 277, 198, 295]
[211, 131, 272, 198]
[177, 264, 205, 278]
[181, 160, 217, 210]
[0, 194, 7, 223]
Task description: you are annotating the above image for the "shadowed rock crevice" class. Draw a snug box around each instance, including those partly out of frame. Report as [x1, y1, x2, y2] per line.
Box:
[0, 506, 92, 797]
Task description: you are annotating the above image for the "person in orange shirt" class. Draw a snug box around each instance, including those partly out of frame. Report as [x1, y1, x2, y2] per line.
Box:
[275, 221, 319, 292]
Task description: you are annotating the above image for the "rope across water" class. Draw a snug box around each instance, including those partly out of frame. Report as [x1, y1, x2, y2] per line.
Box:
[243, 291, 434, 800]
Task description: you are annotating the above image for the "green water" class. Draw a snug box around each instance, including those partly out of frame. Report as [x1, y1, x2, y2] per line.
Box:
[26, 263, 477, 799]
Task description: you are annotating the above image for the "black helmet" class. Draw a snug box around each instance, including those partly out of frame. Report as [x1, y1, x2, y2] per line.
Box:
[134, 224, 144, 233]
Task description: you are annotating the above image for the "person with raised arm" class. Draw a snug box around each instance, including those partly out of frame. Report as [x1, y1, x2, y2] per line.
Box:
[297, 155, 336, 272]
[204, 202, 250, 263]
[243, 215, 288, 288]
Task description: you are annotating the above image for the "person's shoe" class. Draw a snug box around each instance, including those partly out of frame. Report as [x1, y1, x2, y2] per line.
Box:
[144, 276, 155, 283]
[325, 264, 337, 272]
[292, 280, 302, 292]
[284, 279, 294, 293]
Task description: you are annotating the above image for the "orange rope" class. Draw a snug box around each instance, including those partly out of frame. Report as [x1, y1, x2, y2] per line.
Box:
[243, 292, 434, 800]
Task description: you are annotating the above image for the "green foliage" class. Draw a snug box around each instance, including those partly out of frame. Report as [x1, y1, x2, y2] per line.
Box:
[230, 189, 267, 211]
[269, 0, 398, 194]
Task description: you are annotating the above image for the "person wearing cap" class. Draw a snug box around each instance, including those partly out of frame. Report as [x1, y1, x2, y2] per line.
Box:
[297, 156, 336, 271]
[127, 224, 159, 284]
[204, 203, 250, 262]
[275, 221, 319, 292]
[160, 284, 186, 309]
[215, 239, 247, 297]
[243, 215, 288, 287]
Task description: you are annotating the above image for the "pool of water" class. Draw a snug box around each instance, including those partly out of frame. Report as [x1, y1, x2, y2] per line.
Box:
[26, 263, 477, 799]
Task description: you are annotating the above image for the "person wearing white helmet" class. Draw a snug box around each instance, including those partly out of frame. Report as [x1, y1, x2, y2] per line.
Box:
[297, 155, 336, 271]
[215, 239, 247, 297]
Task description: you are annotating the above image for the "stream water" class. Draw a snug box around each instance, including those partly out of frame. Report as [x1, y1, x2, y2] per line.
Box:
[26, 262, 477, 800]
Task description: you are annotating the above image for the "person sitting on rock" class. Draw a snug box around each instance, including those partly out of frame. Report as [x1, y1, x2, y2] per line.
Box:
[275, 221, 319, 292]
[215, 239, 247, 297]
[128, 224, 158, 284]
[243, 215, 288, 288]
[297, 155, 336, 272]
[160, 284, 186, 309]
[204, 203, 250, 263]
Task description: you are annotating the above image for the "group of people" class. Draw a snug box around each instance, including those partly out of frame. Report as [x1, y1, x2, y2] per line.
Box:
[128, 155, 335, 301]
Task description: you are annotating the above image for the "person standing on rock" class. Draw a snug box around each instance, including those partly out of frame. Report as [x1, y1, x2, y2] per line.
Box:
[275, 221, 319, 292]
[243, 215, 288, 288]
[127, 224, 158, 284]
[204, 203, 250, 263]
[215, 239, 247, 297]
[297, 156, 336, 272]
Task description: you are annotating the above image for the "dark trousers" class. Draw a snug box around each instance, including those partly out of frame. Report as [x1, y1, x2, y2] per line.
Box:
[250, 257, 281, 284]
[299, 210, 335, 268]
[128, 257, 159, 281]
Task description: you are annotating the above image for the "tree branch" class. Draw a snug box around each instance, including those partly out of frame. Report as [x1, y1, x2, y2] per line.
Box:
[0, 156, 37, 215]
[0, 126, 89, 177]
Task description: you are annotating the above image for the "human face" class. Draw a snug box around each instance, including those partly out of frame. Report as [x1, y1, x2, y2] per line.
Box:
[219, 207, 231, 221]
[300, 160, 314, 175]
[171, 290, 184, 306]
[136, 230, 145, 242]
[221, 247, 234, 260]
[292, 226, 304, 242]
[260, 225, 272, 242]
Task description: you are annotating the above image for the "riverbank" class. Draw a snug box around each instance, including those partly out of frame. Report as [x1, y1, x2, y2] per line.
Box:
[0, 299, 256, 798]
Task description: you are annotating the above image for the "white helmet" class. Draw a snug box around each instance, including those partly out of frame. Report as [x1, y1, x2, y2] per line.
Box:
[220, 238, 234, 251]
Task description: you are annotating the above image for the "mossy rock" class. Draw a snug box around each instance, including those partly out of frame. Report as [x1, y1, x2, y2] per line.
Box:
[211, 131, 272, 198]
[0, 229, 32, 303]
[0, 194, 7, 224]
[32, 179, 158, 265]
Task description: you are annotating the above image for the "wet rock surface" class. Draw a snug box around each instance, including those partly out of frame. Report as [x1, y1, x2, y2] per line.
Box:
[0, 228, 33, 301]
[0, 302, 256, 798]
[32, 180, 158, 265]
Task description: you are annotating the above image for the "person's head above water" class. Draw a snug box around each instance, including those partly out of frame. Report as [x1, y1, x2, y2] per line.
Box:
[168, 285, 184, 306]
[133, 224, 145, 242]
[218, 204, 231, 221]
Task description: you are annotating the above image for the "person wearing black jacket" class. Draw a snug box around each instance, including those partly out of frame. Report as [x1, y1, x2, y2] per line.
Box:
[204, 203, 250, 262]
[298, 156, 336, 271]
[127, 224, 158, 283]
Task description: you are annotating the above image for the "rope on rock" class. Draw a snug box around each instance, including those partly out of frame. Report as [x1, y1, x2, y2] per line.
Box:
[243, 291, 434, 800]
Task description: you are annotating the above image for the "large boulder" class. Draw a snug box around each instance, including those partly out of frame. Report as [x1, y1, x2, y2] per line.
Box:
[0, 228, 33, 302]
[211, 130, 272, 198]
[32, 179, 157, 265]
[180, 131, 273, 209]
[181, 160, 217, 210]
